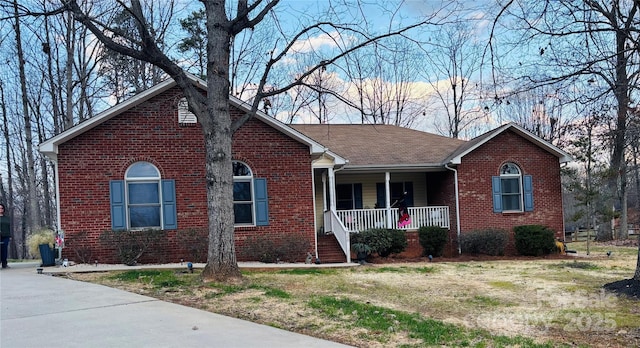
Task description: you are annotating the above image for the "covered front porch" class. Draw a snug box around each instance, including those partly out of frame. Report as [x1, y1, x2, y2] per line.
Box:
[313, 168, 455, 263]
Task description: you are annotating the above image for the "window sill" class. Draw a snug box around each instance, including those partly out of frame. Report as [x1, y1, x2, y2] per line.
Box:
[500, 210, 525, 215]
[234, 224, 257, 229]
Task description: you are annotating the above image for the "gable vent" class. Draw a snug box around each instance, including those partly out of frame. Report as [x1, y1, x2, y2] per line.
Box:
[177, 97, 197, 124]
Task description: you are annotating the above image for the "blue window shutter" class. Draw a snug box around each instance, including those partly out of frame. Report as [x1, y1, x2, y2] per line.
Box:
[376, 183, 385, 208]
[162, 179, 177, 229]
[491, 176, 502, 213]
[523, 175, 534, 212]
[110, 180, 126, 230]
[254, 178, 269, 226]
[354, 183, 363, 209]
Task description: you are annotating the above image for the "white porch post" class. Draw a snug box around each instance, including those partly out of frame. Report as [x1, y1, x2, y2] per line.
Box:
[385, 172, 392, 228]
[328, 167, 336, 211]
[321, 171, 328, 212]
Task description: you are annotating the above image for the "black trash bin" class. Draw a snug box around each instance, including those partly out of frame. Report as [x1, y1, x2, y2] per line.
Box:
[39, 244, 56, 267]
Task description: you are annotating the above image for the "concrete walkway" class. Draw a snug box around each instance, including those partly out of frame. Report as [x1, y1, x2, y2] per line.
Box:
[1, 261, 354, 348]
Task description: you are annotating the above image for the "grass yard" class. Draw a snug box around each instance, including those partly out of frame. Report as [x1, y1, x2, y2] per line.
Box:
[63, 241, 640, 347]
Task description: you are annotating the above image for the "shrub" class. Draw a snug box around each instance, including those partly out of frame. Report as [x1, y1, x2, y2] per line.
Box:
[241, 235, 279, 263]
[513, 225, 556, 256]
[459, 229, 509, 256]
[240, 234, 310, 263]
[27, 229, 55, 259]
[350, 228, 407, 257]
[69, 230, 94, 264]
[278, 234, 312, 262]
[99, 229, 167, 266]
[178, 227, 208, 262]
[418, 226, 448, 257]
[378, 228, 408, 257]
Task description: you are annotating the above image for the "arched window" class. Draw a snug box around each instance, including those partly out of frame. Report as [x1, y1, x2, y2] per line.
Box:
[126, 162, 162, 228]
[232, 161, 270, 226]
[109, 161, 177, 230]
[233, 161, 254, 225]
[499, 163, 522, 211]
[492, 162, 534, 213]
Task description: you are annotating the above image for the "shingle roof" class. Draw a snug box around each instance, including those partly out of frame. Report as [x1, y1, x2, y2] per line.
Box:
[291, 124, 467, 168]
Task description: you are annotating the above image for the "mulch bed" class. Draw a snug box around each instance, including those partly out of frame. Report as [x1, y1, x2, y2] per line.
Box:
[603, 278, 640, 300]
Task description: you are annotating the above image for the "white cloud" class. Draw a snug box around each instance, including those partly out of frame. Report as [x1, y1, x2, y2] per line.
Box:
[289, 31, 342, 54]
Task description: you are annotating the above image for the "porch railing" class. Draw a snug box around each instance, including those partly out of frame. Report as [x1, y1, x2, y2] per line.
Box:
[335, 206, 449, 232]
[323, 210, 351, 263]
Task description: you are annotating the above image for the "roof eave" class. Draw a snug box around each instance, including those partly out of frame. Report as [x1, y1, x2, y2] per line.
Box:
[449, 122, 573, 165]
[341, 163, 446, 173]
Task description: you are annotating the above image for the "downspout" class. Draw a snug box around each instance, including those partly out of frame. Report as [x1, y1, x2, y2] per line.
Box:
[313, 168, 319, 261]
[445, 164, 461, 254]
[53, 159, 61, 232]
[53, 159, 62, 260]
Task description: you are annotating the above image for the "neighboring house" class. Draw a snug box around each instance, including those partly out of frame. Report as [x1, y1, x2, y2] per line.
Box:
[39, 76, 572, 264]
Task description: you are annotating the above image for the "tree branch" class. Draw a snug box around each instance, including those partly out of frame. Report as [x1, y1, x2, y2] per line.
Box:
[63, 0, 206, 115]
[229, 0, 280, 35]
[230, 18, 431, 131]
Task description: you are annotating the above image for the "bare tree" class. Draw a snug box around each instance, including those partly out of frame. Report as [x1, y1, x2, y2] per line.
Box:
[0, 79, 19, 259]
[423, 22, 485, 138]
[12, 0, 41, 235]
[297, 66, 343, 123]
[97, 2, 173, 103]
[491, 0, 640, 241]
[340, 39, 425, 127]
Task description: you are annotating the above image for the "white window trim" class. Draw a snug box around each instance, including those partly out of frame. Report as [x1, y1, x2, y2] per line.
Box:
[125, 162, 164, 230]
[500, 163, 524, 213]
[233, 161, 256, 227]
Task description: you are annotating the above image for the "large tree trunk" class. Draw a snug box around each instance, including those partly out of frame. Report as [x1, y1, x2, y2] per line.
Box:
[598, 27, 630, 242]
[619, 166, 628, 239]
[63, 0, 244, 281]
[0, 81, 18, 259]
[13, 0, 41, 234]
[64, 10, 75, 129]
[635, 239, 640, 281]
[200, 1, 241, 281]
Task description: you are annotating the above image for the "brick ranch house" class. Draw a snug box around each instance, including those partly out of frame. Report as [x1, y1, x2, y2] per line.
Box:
[39, 76, 572, 264]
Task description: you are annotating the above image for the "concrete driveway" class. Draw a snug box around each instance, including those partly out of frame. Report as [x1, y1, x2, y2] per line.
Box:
[0, 262, 352, 348]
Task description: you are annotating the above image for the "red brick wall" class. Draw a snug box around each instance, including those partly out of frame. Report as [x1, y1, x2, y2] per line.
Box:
[57, 87, 315, 264]
[456, 130, 565, 242]
[425, 172, 459, 256]
[391, 132, 564, 259]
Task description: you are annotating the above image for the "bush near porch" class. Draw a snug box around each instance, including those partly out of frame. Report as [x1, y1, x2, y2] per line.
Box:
[350, 228, 408, 258]
[459, 229, 509, 256]
[418, 226, 448, 257]
[514, 225, 557, 256]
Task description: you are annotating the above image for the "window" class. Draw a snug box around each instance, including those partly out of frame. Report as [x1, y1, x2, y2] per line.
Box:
[376, 182, 413, 208]
[233, 161, 269, 226]
[110, 161, 177, 230]
[336, 184, 362, 210]
[492, 163, 533, 213]
[233, 162, 254, 224]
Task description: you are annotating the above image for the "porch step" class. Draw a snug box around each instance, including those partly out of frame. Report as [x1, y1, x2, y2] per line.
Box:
[317, 234, 348, 263]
